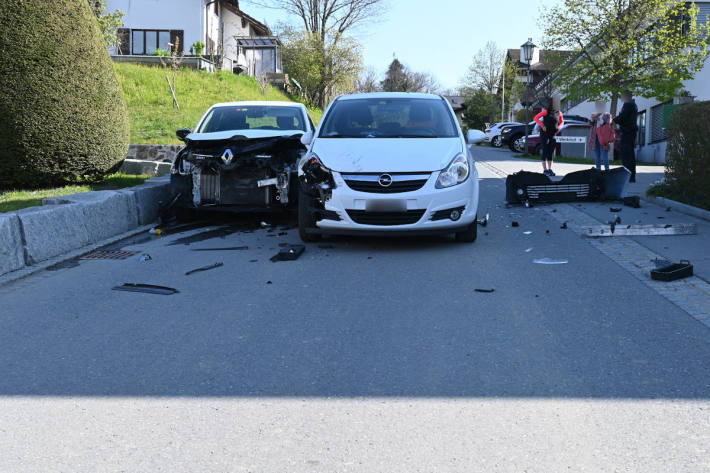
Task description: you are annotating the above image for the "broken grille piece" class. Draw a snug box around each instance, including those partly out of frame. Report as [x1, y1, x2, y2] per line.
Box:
[80, 250, 140, 260]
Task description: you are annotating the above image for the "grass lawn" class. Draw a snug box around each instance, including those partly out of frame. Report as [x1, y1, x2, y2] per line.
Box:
[116, 63, 323, 144]
[0, 173, 150, 213]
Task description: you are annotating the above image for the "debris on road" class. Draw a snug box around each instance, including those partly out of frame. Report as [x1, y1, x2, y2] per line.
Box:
[582, 223, 697, 237]
[266, 280, 273, 284]
[623, 196, 641, 208]
[260, 221, 271, 228]
[185, 262, 224, 276]
[474, 288, 495, 293]
[560, 222, 568, 230]
[478, 213, 490, 227]
[525, 248, 533, 253]
[270, 245, 305, 262]
[523, 231, 532, 235]
[318, 244, 335, 249]
[190, 246, 248, 251]
[112, 283, 179, 295]
[610, 207, 622, 213]
[139, 254, 152, 262]
[651, 260, 694, 282]
[80, 250, 140, 260]
[533, 258, 569, 265]
[512, 221, 520, 227]
[149, 228, 163, 236]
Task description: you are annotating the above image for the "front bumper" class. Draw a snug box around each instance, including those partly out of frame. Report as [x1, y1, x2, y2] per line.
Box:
[313, 167, 479, 234]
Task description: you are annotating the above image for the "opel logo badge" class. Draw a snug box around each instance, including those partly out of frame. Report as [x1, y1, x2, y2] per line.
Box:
[378, 174, 393, 187]
[221, 149, 234, 165]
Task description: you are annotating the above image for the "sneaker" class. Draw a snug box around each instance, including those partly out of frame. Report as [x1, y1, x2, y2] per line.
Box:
[543, 169, 551, 176]
[549, 170, 556, 176]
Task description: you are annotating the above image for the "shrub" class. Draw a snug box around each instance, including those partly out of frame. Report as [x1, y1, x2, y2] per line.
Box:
[665, 100, 710, 209]
[0, 0, 130, 189]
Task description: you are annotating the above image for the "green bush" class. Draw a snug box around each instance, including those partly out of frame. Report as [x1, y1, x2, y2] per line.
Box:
[665, 100, 710, 209]
[0, 0, 130, 189]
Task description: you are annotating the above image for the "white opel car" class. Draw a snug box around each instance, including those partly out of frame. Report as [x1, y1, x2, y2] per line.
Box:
[485, 121, 522, 147]
[297, 93, 485, 243]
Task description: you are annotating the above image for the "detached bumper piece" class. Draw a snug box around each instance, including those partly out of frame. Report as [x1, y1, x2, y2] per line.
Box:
[651, 260, 693, 282]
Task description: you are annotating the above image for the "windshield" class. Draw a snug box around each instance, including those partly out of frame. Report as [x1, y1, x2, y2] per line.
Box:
[198, 106, 306, 133]
[319, 98, 459, 138]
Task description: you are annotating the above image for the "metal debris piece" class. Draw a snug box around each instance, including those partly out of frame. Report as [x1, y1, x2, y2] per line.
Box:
[112, 283, 179, 295]
[185, 262, 224, 276]
[270, 245, 305, 262]
[533, 258, 569, 265]
[477, 213, 490, 227]
[474, 288, 495, 293]
[81, 250, 140, 260]
[582, 223, 697, 237]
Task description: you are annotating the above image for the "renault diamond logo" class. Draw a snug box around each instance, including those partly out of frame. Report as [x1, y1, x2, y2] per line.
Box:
[221, 149, 234, 165]
[378, 174, 393, 187]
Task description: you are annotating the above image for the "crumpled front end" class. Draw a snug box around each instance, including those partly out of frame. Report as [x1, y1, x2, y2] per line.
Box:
[170, 134, 305, 211]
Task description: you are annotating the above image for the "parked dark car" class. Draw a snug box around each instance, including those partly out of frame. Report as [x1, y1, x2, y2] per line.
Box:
[502, 115, 589, 153]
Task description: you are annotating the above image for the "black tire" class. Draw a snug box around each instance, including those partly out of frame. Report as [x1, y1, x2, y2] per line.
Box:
[492, 136, 502, 147]
[508, 134, 522, 151]
[298, 189, 321, 242]
[455, 216, 478, 243]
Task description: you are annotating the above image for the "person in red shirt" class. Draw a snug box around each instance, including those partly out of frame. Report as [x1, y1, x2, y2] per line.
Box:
[588, 112, 616, 171]
[534, 102, 564, 176]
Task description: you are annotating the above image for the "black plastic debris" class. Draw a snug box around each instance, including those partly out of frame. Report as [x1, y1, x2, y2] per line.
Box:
[651, 260, 693, 282]
[250, 259, 258, 262]
[112, 283, 179, 295]
[560, 222, 568, 230]
[657, 216, 665, 219]
[266, 280, 273, 284]
[278, 232, 288, 236]
[318, 244, 335, 249]
[666, 207, 672, 212]
[191, 246, 248, 251]
[270, 245, 305, 262]
[367, 256, 373, 259]
[546, 230, 550, 234]
[552, 209, 557, 213]
[475, 288, 495, 293]
[623, 196, 641, 208]
[185, 262, 224, 276]
[610, 207, 622, 213]
[512, 221, 520, 227]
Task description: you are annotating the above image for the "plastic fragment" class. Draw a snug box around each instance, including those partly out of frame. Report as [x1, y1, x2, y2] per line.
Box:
[139, 254, 152, 262]
[149, 228, 163, 236]
[533, 258, 569, 265]
[610, 207, 622, 213]
[511, 221, 520, 227]
[523, 231, 532, 235]
[112, 283, 179, 295]
[185, 262, 224, 276]
[270, 245, 305, 262]
[474, 288, 495, 293]
[525, 248, 533, 253]
[560, 222, 568, 229]
[260, 221, 270, 228]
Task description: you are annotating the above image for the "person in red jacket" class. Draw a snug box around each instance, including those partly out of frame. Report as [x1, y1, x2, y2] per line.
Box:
[534, 102, 564, 176]
[588, 112, 616, 171]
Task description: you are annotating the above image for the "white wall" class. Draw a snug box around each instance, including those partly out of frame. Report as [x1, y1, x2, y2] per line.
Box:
[106, 0, 204, 54]
[222, 7, 251, 68]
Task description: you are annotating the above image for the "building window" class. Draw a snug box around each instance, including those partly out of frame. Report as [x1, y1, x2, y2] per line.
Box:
[130, 29, 173, 55]
[636, 110, 646, 146]
[650, 102, 672, 143]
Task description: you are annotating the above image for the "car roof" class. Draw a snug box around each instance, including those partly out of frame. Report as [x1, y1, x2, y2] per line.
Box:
[336, 92, 443, 101]
[208, 101, 307, 108]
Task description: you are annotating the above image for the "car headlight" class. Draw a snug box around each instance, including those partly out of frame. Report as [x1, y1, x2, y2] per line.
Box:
[298, 153, 326, 177]
[435, 153, 469, 189]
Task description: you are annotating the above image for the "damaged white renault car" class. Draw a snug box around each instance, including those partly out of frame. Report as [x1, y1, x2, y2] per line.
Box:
[297, 93, 485, 242]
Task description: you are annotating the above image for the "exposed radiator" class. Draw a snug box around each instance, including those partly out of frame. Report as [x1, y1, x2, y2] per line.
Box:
[200, 172, 220, 204]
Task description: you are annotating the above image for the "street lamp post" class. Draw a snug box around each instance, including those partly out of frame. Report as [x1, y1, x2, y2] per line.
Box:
[521, 38, 536, 154]
[491, 84, 499, 125]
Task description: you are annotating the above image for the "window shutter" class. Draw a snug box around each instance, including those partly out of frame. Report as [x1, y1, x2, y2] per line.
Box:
[170, 30, 184, 53]
[117, 28, 130, 55]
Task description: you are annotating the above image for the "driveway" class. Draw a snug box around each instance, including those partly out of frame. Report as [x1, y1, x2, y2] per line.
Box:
[0, 146, 709, 472]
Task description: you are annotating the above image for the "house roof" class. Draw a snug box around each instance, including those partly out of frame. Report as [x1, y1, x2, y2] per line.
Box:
[444, 95, 466, 111]
[220, 0, 270, 36]
[506, 48, 571, 72]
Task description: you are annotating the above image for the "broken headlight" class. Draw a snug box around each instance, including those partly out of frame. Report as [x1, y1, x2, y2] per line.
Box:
[299, 153, 333, 182]
[435, 153, 469, 189]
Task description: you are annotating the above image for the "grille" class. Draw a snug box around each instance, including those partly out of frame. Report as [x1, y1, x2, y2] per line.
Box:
[80, 250, 140, 260]
[342, 174, 429, 194]
[526, 184, 590, 199]
[200, 172, 220, 203]
[346, 210, 425, 226]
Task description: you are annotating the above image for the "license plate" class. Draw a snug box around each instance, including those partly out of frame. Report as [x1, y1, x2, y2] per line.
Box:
[366, 199, 406, 212]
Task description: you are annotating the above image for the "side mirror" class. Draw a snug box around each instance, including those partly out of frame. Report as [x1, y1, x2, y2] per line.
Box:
[176, 129, 191, 142]
[300, 130, 314, 146]
[466, 129, 486, 145]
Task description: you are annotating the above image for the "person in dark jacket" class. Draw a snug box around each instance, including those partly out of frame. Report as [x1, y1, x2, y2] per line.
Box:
[534, 99, 564, 176]
[614, 90, 639, 182]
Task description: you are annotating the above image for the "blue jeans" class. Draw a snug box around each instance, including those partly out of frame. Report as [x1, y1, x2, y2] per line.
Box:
[593, 136, 609, 170]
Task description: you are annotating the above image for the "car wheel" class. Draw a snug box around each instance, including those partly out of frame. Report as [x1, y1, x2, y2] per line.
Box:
[512, 136, 526, 153]
[298, 188, 321, 242]
[492, 136, 502, 147]
[508, 135, 521, 151]
[455, 217, 478, 243]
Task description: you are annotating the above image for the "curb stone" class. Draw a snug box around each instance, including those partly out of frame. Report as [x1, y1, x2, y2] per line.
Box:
[0, 213, 25, 275]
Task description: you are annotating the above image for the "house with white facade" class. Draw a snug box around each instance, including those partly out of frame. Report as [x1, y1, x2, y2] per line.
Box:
[107, 0, 283, 77]
[538, 2, 710, 163]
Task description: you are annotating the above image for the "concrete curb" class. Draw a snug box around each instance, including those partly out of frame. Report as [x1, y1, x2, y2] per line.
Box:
[644, 195, 710, 223]
[120, 159, 172, 177]
[0, 176, 169, 279]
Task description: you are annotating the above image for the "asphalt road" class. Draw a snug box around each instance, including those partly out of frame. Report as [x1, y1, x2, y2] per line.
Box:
[1, 146, 709, 472]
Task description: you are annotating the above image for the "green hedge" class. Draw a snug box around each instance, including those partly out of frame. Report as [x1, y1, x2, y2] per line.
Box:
[665, 101, 710, 210]
[0, 0, 130, 189]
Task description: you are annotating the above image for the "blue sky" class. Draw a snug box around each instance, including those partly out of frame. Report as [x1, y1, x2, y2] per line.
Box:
[243, 0, 544, 90]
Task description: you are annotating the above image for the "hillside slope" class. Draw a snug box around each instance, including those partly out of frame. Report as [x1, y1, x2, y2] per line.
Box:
[115, 63, 322, 144]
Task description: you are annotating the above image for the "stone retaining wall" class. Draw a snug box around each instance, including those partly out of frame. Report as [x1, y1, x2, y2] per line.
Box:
[127, 144, 183, 162]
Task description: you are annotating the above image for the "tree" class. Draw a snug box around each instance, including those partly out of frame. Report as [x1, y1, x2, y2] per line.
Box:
[540, 0, 710, 115]
[355, 67, 381, 93]
[460, 88, 492, 131]
[0, 0, 130, 188]
[279, 25, 363, 106]
[246, 0, 386, 107]
[88, 0, 124, 48]
[380, 58, 440, 93]
[461, 41, 505, 123]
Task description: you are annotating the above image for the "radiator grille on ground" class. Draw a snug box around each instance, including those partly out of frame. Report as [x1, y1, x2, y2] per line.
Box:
[200, 172, 220, 204]
[526, 184, 590, 199]
[341, 174, 429, 194]
[346, 210, 426, 226]
[80, 250, 140, 260]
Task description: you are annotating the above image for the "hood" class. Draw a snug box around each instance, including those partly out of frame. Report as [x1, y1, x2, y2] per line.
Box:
[186, 129, 304, 142]
[310, 138, 463, 173]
